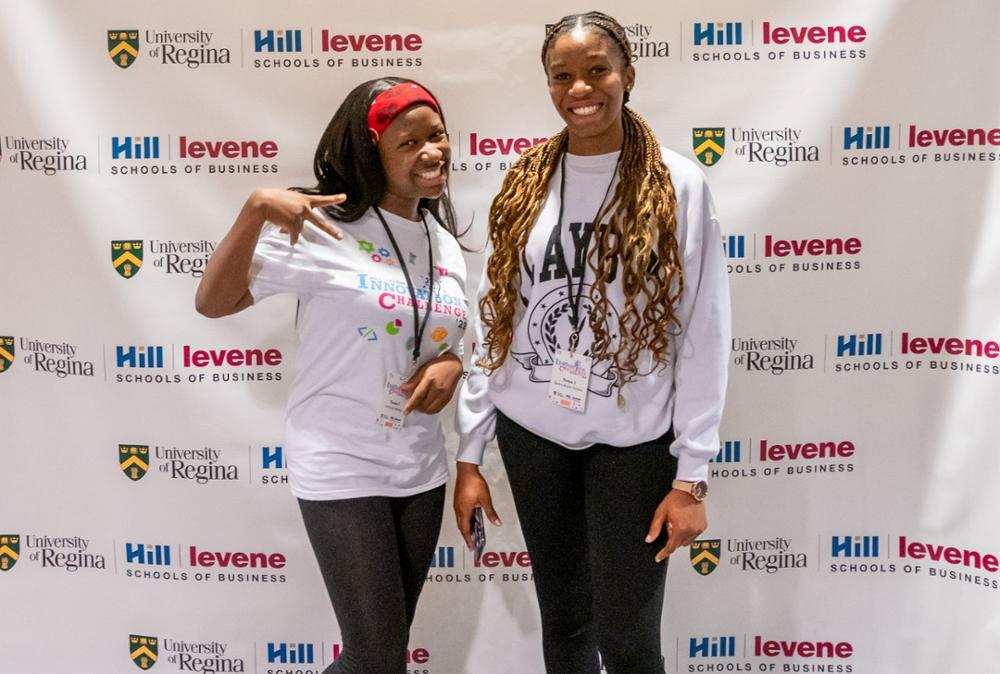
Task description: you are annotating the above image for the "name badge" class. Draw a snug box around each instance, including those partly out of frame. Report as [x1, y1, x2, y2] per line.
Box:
[377, 372, 408, 431]
[547, 349, 592, 413]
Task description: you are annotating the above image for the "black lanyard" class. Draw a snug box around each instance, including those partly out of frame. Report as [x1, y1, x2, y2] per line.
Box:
[556, 151, 621, 352]
[373, 206, 434, 364]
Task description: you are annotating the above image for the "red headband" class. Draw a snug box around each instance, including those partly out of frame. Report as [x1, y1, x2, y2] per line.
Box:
[367, 83, 439, 144]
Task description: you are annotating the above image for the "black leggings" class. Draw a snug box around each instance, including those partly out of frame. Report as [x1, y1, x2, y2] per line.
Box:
[298, 484, 445, 674]
[496, 412, 677, 674]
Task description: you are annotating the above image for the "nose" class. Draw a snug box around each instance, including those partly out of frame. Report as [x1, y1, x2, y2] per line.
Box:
[569, 78, 592, 97]
[419, 141, 445, 161]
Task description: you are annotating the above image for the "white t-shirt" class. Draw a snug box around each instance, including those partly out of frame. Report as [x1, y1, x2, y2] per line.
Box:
[249, 206, 468, 500]
[457, 148, 730, 482]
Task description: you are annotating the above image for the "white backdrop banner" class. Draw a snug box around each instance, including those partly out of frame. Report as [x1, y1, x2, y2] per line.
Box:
[2, 0, 999, 672]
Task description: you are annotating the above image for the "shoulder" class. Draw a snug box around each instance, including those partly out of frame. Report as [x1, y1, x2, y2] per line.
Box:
[429, 222, 467, 271]
[658, 146, 710, 196]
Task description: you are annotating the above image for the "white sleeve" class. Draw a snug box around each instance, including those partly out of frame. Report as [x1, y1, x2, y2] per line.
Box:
[669, 176, 732, 482]
[247, 221, 329, 301]
[455, 241, 497, 465]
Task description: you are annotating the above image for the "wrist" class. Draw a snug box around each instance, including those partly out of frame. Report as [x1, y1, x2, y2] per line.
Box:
[671, 479, 708, 502]
[244, 189, 273, 225]
[456, 462, 482, 477]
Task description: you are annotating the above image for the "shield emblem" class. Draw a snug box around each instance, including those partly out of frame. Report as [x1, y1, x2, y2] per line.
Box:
[0, 336, 14, 374]
[108, 30, 140, 69]
[0, 535, 19, 572]
[690, 539, 721, 576]
[112, 240, 144, 279]
[130, 634, 158, 670]
[119, 445, 150, 481]
[693, 128, 725, 166]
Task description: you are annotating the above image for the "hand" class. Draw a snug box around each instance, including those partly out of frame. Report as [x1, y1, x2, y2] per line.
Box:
[454, 462, 502, 550]
[645, 489, 707, 563]
[401, 352, 464, 415]
[250, 188, 346, 245]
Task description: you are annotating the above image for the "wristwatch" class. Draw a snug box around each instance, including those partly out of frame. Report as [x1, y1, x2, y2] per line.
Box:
[672, 479, 708, 502]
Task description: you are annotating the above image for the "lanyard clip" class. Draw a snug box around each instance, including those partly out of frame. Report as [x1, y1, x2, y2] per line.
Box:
[568, 330, 580, 352]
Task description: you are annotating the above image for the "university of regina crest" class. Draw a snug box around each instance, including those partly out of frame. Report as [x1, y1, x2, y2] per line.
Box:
[0, 535, 19, 572]
[690, 539, 721, 576]
[119, 445, 150, 481]
[108, 30, 140, 69]
[0, 336, 14, 374]
[130, 635, 158, 670]
[112, 240, 144, 279]
[692, 128, 725, 167]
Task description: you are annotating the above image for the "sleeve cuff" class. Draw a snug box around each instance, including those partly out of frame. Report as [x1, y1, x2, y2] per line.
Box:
[457, 434, 487, 465]
[675, 451, 710, 483]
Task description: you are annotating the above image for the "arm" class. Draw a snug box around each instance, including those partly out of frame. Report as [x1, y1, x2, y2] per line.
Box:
[648, 176, 732, 561]
[195, 188, 345, 318]
[454, 244, 503, 547]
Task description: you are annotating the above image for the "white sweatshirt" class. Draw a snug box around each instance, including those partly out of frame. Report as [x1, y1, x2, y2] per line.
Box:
[249, 207, 468, 500]
[456, 148, 730, 482]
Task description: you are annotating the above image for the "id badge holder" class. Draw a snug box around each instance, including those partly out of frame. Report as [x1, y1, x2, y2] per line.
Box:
[547, 348, 592, 413]
[377, 372, 408, 430]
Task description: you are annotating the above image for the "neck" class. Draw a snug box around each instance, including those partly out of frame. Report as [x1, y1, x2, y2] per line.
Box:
[377, 195, 420, 221]
[566, 120, 624, 156]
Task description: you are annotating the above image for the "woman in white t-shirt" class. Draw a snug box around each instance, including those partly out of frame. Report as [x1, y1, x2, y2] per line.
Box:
[196, 78, 468, 674]
[454, 12, 730, 674]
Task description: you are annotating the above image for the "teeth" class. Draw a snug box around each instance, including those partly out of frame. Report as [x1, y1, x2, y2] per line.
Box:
[417, 166, 442, 179]
[571, 104, 601, 116]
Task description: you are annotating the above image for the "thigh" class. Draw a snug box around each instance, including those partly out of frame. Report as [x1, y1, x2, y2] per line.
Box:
[390, 484, 446, 626]
[298, 497, 408, 654]
[496, 412, 593, 610]
[583, 434, 677, 665]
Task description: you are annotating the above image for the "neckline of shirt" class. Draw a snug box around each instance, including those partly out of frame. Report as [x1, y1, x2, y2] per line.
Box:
[564, 149, 621, 173]
[371, 206, 434, 234]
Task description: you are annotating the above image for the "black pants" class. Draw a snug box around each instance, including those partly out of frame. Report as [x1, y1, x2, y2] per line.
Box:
[298, 484, 445, 674]
[496, 412, 677, 674]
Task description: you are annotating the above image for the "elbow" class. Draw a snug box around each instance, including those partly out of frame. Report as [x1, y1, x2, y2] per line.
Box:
[194, 295, 218, 319]
[194, 288, 225, 319]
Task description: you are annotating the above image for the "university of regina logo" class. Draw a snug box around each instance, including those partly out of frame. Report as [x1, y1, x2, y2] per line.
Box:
[0, 535, 19, 571]
[112, 240, 144, 278]
[693, 128, 725, 166]
[120, 445, 150, 481]
[108, 30, 140, 69]
[130, 635, 158, 670]
[691, 539, 721, 576]
[0, 336, 14, 373]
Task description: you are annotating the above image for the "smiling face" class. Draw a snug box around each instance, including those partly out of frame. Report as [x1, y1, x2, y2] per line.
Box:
[545, 27, 635, 155]
[376, 104, 450, 221]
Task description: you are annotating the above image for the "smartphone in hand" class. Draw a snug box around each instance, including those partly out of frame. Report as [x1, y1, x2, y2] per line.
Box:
[471, 507, 486, 564]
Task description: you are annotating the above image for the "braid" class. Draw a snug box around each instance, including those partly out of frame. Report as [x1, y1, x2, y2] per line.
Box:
[480, 13, 684, 396]
[478, 131, 567, 371]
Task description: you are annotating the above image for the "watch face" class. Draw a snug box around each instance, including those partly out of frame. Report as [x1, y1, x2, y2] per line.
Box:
[691, 481, 708, 500]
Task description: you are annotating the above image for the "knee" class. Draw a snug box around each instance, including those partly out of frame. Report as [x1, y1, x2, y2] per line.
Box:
[538, 603, 593, 641]
[597, 632, 663, 674]
[335, 633, 408, 674]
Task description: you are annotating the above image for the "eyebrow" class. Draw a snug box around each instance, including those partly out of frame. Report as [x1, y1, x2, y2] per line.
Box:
[548, 52, 613, 69]
[395, 124, 445, 141]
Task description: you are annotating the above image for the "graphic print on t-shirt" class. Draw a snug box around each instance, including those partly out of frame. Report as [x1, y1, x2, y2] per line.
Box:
[511, 219, 622, 397]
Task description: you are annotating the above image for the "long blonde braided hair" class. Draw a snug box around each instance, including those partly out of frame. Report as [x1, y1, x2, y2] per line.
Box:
[478, 13, 684, 392]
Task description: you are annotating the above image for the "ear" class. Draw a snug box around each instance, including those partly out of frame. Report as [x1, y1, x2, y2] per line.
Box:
[368, 128, 380, 145]
[625, 64, 636, 92]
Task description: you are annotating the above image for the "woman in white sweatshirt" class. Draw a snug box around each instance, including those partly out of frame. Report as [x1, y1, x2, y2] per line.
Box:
[453, 13, 730, 674]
